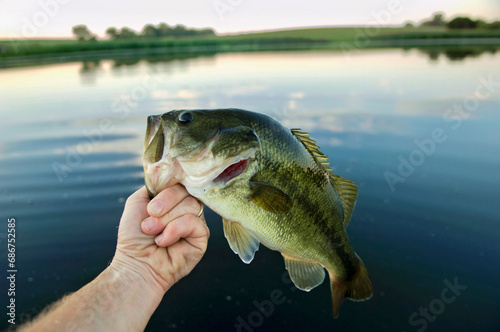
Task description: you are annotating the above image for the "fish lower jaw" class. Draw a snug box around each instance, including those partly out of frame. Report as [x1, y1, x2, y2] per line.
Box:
[183, 150, 257, 196]
[144, 160, 183, 197]
[144, 148, 257, 197]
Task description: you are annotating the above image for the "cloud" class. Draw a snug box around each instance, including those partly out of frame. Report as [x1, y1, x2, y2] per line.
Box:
[150, 89, 199, 100]
[290, 92, 305, 99]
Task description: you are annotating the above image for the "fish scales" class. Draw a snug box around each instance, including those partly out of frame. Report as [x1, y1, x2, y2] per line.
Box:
[246, 114, 355, 271]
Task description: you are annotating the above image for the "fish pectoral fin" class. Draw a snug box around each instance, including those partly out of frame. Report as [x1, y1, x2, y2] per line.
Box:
[247, 181, 292, 214]
[282, 253, 325, 291]
[331, 175, 358, 226]
[222, 218, 260, 264]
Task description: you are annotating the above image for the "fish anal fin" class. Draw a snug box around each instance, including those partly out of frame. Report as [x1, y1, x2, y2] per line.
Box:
[328, 255, 373, 318]
[282, 253, 325, 292]
[222, 218, 260, 264]
[248, 181, 292, 214]
[331, 175, 358, 226]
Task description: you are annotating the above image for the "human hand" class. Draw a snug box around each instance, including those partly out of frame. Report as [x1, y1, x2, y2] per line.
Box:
[111, 185, 209, 294]
[20, 185, 209, 332]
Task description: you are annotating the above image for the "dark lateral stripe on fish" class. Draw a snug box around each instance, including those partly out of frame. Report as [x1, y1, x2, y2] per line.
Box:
[258, 158, 357, 278]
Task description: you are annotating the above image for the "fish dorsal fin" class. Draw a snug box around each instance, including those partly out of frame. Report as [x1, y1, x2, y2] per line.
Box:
[291, 129, 332, 173]
[222, 218, 260, 264]
[291, 129, 358, 226]
[248, 181, 292, 213]
[331, 174, 358, 226]
[282, 253, 325, 291]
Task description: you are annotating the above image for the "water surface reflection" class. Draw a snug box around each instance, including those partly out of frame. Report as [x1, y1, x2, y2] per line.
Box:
[0, 48, 499, 331]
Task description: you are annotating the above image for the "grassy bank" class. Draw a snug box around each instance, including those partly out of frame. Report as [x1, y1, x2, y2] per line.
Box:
[1, 26, 499, 66]
[221, 26, 500, 42]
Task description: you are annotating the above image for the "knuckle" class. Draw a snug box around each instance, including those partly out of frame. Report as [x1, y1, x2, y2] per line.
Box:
[183, 195, 199, 206]
[124, 195, 136, 209]
[184, 213, 198, 224]
[163, 185, 188, 204]
[157, 186, 174, 199]
[172, 184, 189, 198]
[124, 196, 133, 207]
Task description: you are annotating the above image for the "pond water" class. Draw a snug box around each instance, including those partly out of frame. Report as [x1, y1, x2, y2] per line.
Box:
[1, 48, 499, 331]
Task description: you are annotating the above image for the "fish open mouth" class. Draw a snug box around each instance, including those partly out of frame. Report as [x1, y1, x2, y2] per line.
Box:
[214, 159, 249, 184]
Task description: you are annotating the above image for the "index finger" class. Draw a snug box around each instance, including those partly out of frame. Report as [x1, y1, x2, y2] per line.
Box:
[147, 184, 191, 217]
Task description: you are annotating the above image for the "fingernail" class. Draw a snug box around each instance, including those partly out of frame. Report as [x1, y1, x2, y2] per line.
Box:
[142, 218, 156, 231]
[150, 200, 164, 215]
[155, 234, 163, 245]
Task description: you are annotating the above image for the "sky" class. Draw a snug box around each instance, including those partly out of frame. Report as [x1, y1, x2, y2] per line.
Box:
[0, 0, 499, 39]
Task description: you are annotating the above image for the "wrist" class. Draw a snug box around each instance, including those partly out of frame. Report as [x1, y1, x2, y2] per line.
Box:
[109, 252, 170, 299]
[94, 260, 166, 330]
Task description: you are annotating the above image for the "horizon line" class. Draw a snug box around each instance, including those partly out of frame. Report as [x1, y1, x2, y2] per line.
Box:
[0, 23, 463, 40]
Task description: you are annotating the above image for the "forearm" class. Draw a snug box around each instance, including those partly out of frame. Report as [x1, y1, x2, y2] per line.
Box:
[21, 264, 165, 331]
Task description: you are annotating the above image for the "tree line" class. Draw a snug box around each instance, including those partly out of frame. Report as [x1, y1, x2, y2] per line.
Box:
[72, 14, 500, 42]
[72, 23, 215, 42]
[408, 13, 500, 29]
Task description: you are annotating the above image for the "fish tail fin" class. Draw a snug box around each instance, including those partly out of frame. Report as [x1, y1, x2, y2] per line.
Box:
[329, 255, 373, 318]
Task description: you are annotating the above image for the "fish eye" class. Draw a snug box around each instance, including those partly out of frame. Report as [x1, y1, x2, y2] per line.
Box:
[178, 112, 194, 125]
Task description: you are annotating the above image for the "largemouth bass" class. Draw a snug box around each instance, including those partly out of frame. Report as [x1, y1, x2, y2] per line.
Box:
[143, 108, 372, 317]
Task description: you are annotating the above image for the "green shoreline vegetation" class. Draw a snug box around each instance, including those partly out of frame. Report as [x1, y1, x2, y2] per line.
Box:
[1, 13, 499, 67]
